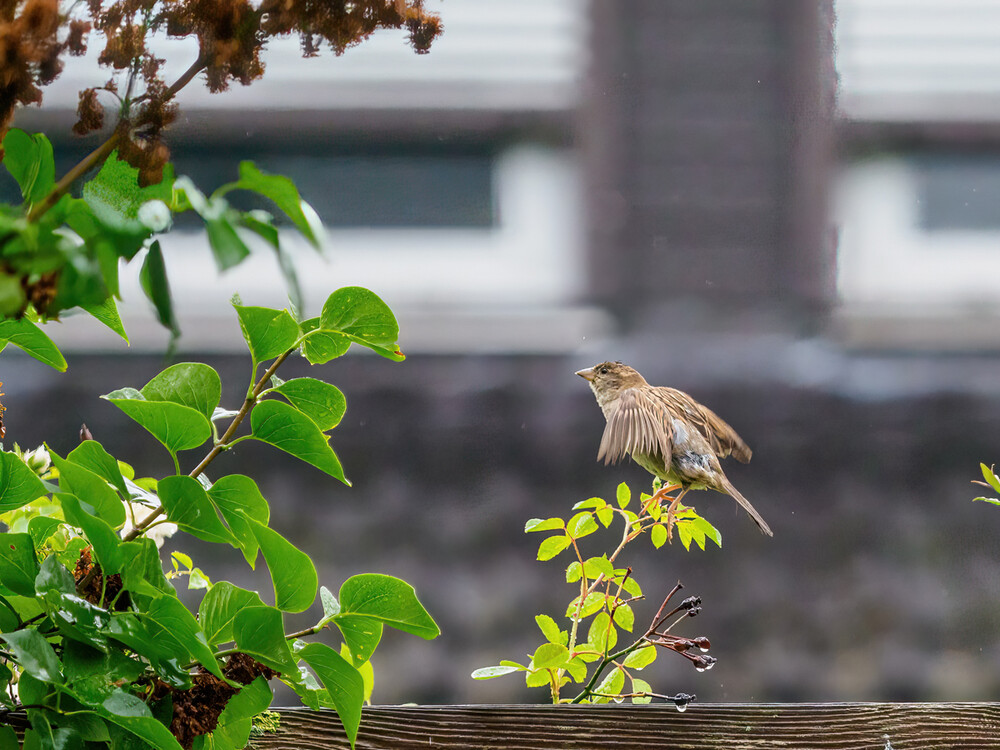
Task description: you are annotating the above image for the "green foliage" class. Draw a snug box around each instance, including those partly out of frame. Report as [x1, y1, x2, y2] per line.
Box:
[974, 463, 1000, 505]
[0, 298, 439, 749]
[473, 481, 717, 705]
[0, 129, 326, 363]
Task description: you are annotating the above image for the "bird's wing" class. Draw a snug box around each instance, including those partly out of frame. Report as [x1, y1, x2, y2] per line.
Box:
[598, 387, 673, 465]
[661, 388, 752, 464]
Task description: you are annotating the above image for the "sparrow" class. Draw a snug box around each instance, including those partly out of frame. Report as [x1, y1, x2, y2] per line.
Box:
[576, 361, 772, 536]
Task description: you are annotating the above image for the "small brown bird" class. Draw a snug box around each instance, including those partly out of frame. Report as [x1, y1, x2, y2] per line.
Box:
[576, 361, 772, 536]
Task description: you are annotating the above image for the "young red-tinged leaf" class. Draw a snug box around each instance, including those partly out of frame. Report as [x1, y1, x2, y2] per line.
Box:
[537, 534, 571, 561]
[616, 482, 631, 509]
[567, 511, 598, 540]
[0, 452, 47, 512]
[531, 643, 569, 670]
[622, 644, 657, 670]
[535, 614, 566, 645]
[234, 304, 301, 366]
[232, 605, 298, 673]
[339, 573, 439, 639]
[199, 582, 266, 646]
[297, 643, 364, 748]
[525, 517, 564, 533]
[650, 523, 668, 549]
[241, 514, 317, 613]
[250, 399, 347, 483]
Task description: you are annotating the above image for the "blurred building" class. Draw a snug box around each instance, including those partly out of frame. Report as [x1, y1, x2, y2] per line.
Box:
[6, 0, 1000, 706]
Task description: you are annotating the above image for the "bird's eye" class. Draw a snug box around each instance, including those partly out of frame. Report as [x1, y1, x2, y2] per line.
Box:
[598, 367, 608, 375]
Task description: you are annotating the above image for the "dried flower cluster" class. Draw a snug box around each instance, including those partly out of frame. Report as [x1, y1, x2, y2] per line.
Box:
[0, 0, 442, 183]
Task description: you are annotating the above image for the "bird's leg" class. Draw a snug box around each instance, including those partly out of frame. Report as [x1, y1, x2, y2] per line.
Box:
[665, 487, 689, 541]
[643, 483, 681, 515]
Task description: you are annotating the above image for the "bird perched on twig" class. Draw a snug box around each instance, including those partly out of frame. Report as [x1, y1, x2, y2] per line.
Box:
[576, 361, 772, 536]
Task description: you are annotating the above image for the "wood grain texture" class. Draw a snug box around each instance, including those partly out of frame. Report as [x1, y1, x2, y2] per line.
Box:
[252, 703, 1000, 749]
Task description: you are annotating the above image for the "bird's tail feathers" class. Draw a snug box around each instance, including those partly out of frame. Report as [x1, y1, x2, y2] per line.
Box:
[719, 477, 773, 537]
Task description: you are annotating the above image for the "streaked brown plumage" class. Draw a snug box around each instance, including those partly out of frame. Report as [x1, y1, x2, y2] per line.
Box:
[576, 361, 772, 536]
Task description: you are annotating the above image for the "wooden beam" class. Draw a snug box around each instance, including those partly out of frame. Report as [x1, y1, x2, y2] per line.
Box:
[254, 703, 1000, 749]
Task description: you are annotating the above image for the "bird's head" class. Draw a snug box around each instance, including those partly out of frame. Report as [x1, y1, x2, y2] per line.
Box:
[575, 361, 647, 405]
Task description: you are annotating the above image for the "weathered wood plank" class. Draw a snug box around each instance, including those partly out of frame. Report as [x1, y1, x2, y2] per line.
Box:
[253, 703, 1000, 749]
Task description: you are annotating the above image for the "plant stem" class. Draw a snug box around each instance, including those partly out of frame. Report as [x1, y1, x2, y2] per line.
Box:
[26, 54, 207, 224]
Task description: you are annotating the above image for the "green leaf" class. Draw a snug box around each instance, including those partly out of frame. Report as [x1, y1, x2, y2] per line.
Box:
[536, 534, 571, 561]
[330, 614, 382, 666]
[49, 450, 125, 526]
[567, 511, 598, 540]
[297, 643, 364, 748]
[531, 642, 568, 670]
[84, 150, 173, 222]
[58, 494, 122, 573]
[593, 666, 625, 700]
[271, 378, 346, 431]
[320, 585, 340, 618]
[582, 556, 614, 580]
[27, 516, 61, 548]
[567, 592, 605, 619]
[981, 463, 1000, 494]
[141, 594, 223, 679]
[139, 240, 180, 339]
[105, 614, 191, 689]
[622, 644, 657, 669]
[651, 523, 667, 549]
[230, 162, 324, 248]
[81, 296, 129, 342]
[1, 629, 61, 683]
[565, 561, 582, 583]
[158, 475, 237, 545]
[339, 573, 439, 639]
[199, 582, 265, 646]
[616, 482, 631, 508]
[0, 532, 39, 596]
[596, 507, 615, 528]
[471, 665, 521, 679]
[102, 388, 211, 455]
[67, 440, 127, 497]
[587, 612, 616, 653]
[207, 474, 269, 567]
[210, 675, 272, 750]
[974, 496, 1000, 506]
[205, 211, 252, 271]
[612, 603, 634, 632]
[232, 605, 297, 673]
[524, 517, 564, 533]
[96, 689, 184, 750]
[534, 614, 565, 645]
[140, 363, 222, 420]
[250, 399, 347, 483]
[299, 317, 350, 365]
[118, 538, 173, 597]
[630, 677, 653, 703]
[2, 129, 55, 205]
[572, 497, 606, 511]
[242, 514, 317, 613]
[320, 287, 402, 358]
[0, 318, 66, 371]
[0, 451, 47, 511]
[234, 304, 301, 365]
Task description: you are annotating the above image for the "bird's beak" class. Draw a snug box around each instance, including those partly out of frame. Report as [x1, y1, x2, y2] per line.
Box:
[575, 367, 595, 382]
